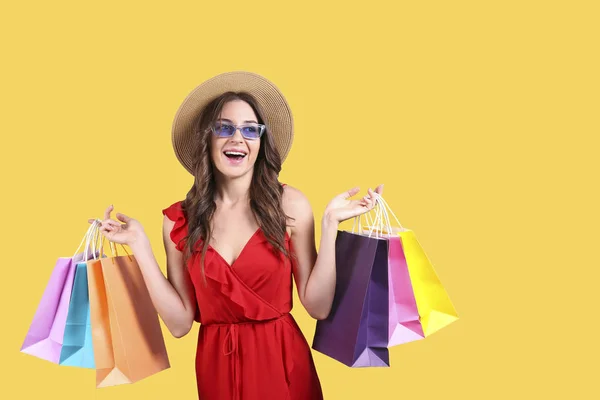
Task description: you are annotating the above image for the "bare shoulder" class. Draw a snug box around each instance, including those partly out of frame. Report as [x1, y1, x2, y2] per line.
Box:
[282, 185, 313, 231]
[282, 184, 312, 211]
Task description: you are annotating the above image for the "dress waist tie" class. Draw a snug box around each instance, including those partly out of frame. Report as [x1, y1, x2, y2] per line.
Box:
[211, 313, 291, 400]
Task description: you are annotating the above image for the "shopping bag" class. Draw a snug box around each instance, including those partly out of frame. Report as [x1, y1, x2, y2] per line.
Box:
[21, 222, 98, 364]
[387, 235, 425, 345]
[378, 197, 458, 337]
[312, 226, 390, 367]
[364, 198, 425, 346]
[88, 237, 170, 387]
[60, 220, 100, 368]
[59, 262, 95, 368]
[400, 230, 458, 336]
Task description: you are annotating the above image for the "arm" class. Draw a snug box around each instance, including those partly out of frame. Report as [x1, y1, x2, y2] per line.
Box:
[283, 184, 382, 320]
[129, 216, 198, 338]
[96, 205, 198, 339]
[283, 186, 338, 320]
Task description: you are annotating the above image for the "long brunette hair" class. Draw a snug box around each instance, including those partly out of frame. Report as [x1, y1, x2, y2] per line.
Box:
[179, 92, 292, 280]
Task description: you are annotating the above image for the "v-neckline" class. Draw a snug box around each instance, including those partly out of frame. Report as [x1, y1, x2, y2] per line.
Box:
[208, 227, 261, 268]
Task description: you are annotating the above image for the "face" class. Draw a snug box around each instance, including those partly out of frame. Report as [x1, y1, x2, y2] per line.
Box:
[209, 100, 262, 180]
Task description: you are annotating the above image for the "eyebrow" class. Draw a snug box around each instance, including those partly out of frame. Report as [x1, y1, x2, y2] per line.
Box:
[217, 118, 258, 124]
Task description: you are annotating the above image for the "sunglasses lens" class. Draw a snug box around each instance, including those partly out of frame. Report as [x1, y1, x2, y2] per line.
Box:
[241, 125, 261, 139]
[214, 123, 235, 137]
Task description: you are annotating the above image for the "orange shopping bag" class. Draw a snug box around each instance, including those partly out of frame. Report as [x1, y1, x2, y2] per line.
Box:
[87, 228, 170, 388]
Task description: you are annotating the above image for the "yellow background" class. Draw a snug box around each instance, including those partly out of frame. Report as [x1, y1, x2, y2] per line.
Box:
[1, 1, 598, 399]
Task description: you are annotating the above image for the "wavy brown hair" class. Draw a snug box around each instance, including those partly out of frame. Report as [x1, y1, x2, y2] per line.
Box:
[178, 92, 293, 282]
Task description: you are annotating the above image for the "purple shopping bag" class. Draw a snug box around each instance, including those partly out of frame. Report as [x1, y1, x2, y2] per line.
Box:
[312, 230, 390, 367]
[388, 235, 425, 346]
[21, 256, 79, 363]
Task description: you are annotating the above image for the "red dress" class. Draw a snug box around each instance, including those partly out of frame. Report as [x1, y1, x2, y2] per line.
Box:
[162, 200, 324, 400]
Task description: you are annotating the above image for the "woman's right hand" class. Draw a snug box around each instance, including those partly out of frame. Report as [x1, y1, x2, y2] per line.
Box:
[88, 205, 146, 246]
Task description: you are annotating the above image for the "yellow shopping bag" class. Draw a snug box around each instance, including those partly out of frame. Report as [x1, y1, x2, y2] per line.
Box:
[367, 196, 458, 338]
[399, 229, 458, 336]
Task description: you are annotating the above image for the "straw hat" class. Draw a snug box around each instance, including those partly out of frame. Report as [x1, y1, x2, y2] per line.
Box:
[171, 71, 294, 175]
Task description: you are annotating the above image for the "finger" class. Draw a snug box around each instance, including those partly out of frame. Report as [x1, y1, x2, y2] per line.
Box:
[362, 191, 374, 202]
[357, 196, 373, 208]
[116, 212, 131, 223]
[374, 184, 384, 195]
[104, 204, 114, 221]
[362, 191, 375, 205]
[103, 220, 121, 229]
[337, 187, 360, 200]
[369, 188, 383, 206]
[100, 218, 118, 226]
[368, 188, 380, 200]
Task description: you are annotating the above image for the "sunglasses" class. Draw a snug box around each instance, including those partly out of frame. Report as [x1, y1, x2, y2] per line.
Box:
[211, 122, 266, 140]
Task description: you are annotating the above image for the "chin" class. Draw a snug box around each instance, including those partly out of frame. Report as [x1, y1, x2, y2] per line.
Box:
[218, 168, 252, 180]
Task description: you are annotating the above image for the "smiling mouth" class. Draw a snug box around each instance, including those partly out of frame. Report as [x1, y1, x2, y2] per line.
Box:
[223, 151, 247, 161]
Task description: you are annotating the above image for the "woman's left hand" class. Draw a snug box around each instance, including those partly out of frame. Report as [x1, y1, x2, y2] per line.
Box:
[323, 184, 384, 224]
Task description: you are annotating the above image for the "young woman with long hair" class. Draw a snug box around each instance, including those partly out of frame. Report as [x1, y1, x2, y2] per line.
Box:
[91, 71, 383, 399]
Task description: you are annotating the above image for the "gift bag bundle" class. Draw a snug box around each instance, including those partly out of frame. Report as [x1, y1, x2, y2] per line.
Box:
[21, 220, 170, 387]
[312, 196, 458, 367]
[21, 221, 99, 365]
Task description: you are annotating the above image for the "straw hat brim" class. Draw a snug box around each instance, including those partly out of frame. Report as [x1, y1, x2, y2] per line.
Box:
[171, 71, 294, 175]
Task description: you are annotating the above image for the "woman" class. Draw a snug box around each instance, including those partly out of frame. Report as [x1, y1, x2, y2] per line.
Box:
[92, 71, 383, 399]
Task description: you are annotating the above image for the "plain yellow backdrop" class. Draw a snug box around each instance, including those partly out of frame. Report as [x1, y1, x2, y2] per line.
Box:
[1, 1, 598, 399]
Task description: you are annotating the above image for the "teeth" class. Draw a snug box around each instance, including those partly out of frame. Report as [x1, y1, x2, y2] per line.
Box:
[224, 151, 246, 156]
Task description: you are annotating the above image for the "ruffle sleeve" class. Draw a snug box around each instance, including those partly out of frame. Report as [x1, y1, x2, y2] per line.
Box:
[162, 200, 188, 252]
[162, 201, 201, 322]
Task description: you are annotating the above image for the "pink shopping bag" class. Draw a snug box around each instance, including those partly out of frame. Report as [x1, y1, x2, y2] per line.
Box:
[388, 235, 424, 346]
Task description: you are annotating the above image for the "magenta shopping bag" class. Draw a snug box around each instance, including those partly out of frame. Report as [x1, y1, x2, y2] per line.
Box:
[388, 236, 424, 346]
[21, 223, 99, 364]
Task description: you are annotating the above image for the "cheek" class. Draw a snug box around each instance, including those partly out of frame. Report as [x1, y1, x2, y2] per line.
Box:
[249, 141, 261, 159]
[209, 138, 222, 162]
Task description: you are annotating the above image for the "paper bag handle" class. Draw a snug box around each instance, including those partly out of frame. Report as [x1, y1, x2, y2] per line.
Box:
[97, 229, 133, 264]
[72, 219, 101, 260]
[351, 194, 406, 237]
[351, 197, 385, 238]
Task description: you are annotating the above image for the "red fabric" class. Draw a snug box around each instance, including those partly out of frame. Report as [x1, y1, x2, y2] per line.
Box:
[162, 198, 323, 400]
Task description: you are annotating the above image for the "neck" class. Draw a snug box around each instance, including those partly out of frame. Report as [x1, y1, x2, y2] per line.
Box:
[214, 171, 253, 205]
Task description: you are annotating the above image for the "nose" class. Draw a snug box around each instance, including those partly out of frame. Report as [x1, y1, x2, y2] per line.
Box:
[229, 127, 244, 142]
